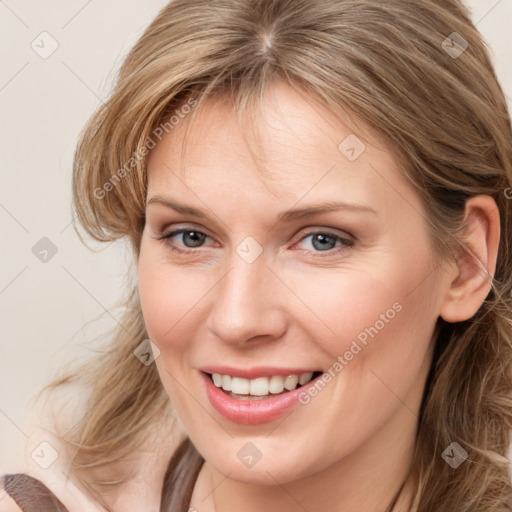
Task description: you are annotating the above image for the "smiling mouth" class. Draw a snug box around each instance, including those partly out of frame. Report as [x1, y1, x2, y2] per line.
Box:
[205, 371, 323, 400]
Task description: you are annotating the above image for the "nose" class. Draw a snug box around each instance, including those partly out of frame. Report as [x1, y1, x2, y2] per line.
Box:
[206, 252, 287, 347]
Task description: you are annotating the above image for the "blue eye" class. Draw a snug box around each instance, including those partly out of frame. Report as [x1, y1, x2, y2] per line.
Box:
[159, 227, 353, 257]
[160, 228, 210, 253]
[296, 232, 353, 256]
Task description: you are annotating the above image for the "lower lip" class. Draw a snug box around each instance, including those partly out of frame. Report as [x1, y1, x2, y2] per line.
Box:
[201, 372, 321, 425]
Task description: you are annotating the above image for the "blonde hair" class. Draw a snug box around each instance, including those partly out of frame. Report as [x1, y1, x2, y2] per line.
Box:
[43, 0, 512, 510]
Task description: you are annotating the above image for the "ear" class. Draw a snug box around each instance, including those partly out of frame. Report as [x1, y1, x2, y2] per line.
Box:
[439, 195, 500, 323]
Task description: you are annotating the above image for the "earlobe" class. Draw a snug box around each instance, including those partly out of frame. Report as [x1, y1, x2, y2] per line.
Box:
[439, 195, 500, 323]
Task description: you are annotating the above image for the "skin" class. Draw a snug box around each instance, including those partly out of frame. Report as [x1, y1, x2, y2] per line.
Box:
[137, 80, 499, 512]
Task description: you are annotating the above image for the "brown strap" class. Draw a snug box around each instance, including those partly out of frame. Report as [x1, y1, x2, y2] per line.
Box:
[160, 438, 204, 511]
[1, 474, 69, 512]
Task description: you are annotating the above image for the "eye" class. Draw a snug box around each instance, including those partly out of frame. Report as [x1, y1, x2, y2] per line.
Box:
[159, 228, 213, 254]
[158, 226, 354, 257]
[295, 231, 354, 257]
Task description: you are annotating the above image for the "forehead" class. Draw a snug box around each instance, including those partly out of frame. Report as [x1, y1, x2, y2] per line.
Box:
[145, 81, 420, 218]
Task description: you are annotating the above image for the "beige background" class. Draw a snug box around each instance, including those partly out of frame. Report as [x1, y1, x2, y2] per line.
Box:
[1, 0, 511, 475]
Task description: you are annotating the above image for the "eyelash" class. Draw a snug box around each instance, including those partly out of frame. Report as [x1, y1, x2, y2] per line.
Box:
[157, 227, 354, 258]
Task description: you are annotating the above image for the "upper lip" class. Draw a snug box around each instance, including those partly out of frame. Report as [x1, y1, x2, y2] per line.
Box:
[199, 365, 321, 379]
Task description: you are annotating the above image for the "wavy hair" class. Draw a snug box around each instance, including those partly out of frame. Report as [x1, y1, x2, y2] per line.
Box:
[42, 0, 512, 510]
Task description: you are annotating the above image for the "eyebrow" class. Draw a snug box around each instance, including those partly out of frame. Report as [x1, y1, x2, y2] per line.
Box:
[147, 195, 377, 222]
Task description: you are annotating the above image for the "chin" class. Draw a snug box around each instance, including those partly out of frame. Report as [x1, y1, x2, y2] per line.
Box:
[199, 438, 327, 486]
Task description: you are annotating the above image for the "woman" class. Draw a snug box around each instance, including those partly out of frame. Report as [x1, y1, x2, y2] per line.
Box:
[2, 0, 511, 510]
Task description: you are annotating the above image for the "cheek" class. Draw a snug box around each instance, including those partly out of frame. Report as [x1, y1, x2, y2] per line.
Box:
[283, 248, 440, 382]
[137, 245, 213, 355]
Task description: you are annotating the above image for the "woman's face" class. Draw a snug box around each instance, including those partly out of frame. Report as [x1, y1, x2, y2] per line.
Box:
[138, 80, 449, 484]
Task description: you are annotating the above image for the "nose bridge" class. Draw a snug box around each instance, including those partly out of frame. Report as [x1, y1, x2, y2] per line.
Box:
[207, 248, 286, 345]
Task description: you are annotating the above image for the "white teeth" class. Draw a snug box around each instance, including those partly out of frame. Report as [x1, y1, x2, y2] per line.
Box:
[231, 377, 250, 395]
[211, 371, 316, 396]
[284, 374, 299, 391]
[221, 374, 232, 391]
[249, 377, 269, 396]
[212, 373, 222, 387]
[299, 372, 314, 385]
[268, 375, 284, 394]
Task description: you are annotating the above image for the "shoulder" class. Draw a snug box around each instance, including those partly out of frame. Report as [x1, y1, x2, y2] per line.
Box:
[1, 473, 68, 512]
